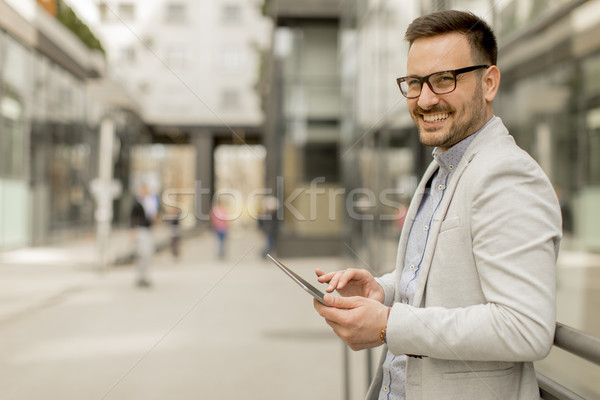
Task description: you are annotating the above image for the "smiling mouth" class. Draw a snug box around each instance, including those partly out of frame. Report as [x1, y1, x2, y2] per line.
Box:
[422, 113, 450, 123]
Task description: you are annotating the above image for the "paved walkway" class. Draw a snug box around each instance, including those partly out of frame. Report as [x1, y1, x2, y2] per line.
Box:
[1, 227, 599, 399]
[0, 227, 365, 400]
[0, 225, 172, 325]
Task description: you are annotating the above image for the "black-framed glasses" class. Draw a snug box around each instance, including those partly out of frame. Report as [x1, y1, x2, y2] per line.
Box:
[396, 65, 490, 99]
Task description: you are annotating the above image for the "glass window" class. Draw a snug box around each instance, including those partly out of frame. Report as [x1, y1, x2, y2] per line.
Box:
[118, 3, 135, 21]
[2, 34, 31, 96]
[165, 2, 187, 23]
[583, 54, 600, 98]
[302, 142, 339, 183]
[221, 4, 241, 24]
[220, 89, 240, 110]
[219, 46, 245, 70]
[165, 45, 187, 68]
[99, 3, 110, 21]
[586, 107, 600, 185]
[0, 95, 25, 178]
[493, 0, 573, 40]
[117, 46, 136, 63]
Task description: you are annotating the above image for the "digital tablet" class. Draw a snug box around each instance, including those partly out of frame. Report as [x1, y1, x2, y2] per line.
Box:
[267, 254, 329, 306]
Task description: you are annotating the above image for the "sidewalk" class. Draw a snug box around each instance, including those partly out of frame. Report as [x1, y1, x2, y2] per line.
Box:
[0, 225, 175, 269]
[0, 228, 351, 400]
[0, 224, 189, 325]
[1, 228, 598, 399]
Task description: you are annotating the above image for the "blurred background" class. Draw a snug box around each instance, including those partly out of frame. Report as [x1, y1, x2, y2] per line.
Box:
[0, 0, 598, 399]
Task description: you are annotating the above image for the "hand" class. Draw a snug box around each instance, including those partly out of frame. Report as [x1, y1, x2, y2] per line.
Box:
[314, 294, 390, 351]
[316, 268, 384, 303]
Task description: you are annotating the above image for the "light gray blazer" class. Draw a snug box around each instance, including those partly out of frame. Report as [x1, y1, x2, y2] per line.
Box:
[367, 117, 562, 400]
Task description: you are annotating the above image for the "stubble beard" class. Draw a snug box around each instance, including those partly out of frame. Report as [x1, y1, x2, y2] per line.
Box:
[414, 83, 486, 149]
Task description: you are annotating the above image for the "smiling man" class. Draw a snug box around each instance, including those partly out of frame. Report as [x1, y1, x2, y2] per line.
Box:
[313, 10, 562, 400]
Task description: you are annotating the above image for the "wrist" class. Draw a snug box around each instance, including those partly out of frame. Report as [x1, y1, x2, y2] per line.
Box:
[380, 307, 391, 345]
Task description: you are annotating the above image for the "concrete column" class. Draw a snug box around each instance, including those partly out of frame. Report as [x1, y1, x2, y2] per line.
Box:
[191, 130, 213, 222]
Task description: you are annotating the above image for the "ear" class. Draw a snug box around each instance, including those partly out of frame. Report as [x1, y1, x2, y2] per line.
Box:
[483, 65, 500, 102]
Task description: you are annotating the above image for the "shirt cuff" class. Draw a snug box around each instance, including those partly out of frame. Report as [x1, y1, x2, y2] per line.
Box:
[374, 276, 395, 306]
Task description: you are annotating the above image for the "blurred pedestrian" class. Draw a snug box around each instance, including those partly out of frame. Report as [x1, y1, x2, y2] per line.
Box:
[130, 183, 159, 287]
[210, 202, 229, 259]
[258, 195, 279, 258]
[166, 208, 182, 260]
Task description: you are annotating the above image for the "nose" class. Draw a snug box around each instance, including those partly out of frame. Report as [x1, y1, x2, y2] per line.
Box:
[416, 82, 440, 110]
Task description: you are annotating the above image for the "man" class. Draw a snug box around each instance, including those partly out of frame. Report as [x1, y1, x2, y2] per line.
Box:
[130, 183, 159, 287]
[314, 10, 562, 400]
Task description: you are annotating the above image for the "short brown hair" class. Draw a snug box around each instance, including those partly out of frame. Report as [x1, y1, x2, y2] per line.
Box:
[405, 10, 497, 66]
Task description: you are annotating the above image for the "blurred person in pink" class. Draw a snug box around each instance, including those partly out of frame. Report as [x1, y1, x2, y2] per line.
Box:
[210, 202, 229, 259]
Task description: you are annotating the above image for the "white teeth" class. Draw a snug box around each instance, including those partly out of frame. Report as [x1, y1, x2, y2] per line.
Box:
[423, 113, 449, 122]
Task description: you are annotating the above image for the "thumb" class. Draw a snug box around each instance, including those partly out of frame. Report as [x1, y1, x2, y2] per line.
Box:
[325, 294, 363, 309]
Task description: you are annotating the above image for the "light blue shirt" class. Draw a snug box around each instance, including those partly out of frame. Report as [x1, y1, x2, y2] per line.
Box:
[378, 118, 494, 400]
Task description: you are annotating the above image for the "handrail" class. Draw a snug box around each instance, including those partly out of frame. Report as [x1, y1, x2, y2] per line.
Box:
[538, 372, 585, 400]
[538, 323, 600, 400]
[553, 323, 600, 365]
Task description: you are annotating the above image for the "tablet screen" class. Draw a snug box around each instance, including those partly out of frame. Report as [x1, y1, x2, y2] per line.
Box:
[267, 254, 328, 305]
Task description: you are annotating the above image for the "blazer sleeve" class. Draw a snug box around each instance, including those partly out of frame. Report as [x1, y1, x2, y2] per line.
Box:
[385, 147, 562, 362]
[375, 271, 398, 307]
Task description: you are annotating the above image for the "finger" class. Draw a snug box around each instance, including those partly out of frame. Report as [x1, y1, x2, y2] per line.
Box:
[318, 271, 343, 291]
[335, 269, 357, 290]
[325, 294, 363, 310]
[313, 298, 324, 311]
[315, 295, 343, 317]
[316, 269, 336, 285]
[331, 269, 357, 289]
[316, 270, 337, 284]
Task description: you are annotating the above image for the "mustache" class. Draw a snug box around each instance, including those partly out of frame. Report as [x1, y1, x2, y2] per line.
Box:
[412, 105, 453, 115]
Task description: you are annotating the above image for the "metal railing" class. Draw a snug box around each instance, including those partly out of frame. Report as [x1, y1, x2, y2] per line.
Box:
[538, 323, 600, 400]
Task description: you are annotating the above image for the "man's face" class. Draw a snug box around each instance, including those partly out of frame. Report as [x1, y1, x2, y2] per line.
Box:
[406, 33, 491, 151]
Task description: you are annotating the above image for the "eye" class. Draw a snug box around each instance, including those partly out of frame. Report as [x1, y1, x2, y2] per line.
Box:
[433, 73, 454, 82]
[430, 72, 455, 89]
[406, 77, 421, 87]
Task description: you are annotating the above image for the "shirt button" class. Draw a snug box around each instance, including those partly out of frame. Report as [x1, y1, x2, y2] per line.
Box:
[424, 225, 429, 231]
[383, 386, 390, 392]
[409, 264, 415, 270]
[438, 184, 445, 190]
[449, 164, 454, 170]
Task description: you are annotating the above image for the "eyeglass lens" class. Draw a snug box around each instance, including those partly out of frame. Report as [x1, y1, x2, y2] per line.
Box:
[400, 71, 456, 98]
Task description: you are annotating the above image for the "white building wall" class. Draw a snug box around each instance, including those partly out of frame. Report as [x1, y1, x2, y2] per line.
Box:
[71, 0, 272, 127]
[353, 0, 419, 131]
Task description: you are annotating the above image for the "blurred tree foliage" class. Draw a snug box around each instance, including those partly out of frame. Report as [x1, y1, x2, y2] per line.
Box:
[56, 0, 105, 55]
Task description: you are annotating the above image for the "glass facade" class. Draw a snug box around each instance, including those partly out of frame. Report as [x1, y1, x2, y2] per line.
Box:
[492, 2, 600, 253]
[338, 0, 422, 275]
[334, 0, 600, 397]
[335, 0, 600, 272]
[0, 31, 30, 248]
[274, 24, 344, 248]
[0, 26, 144, 248]
[497, 49, 600, 400]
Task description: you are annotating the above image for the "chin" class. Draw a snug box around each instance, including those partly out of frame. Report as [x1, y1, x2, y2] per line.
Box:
[419, 129, 448, 147]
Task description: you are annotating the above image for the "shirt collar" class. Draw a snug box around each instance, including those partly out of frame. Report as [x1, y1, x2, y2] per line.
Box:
[432, 116, 496, 171]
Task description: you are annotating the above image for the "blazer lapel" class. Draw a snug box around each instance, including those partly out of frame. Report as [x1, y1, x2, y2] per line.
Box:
[394, 160, 439, 303]
[409, 154, 472, 307]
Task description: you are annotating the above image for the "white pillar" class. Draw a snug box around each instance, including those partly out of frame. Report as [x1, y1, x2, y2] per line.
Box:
[95, 117, 115, 271]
